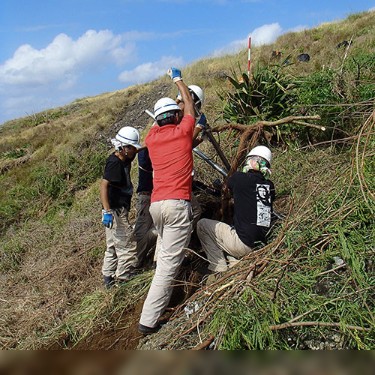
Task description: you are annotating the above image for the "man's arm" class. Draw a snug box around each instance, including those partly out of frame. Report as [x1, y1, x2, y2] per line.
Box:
[176, 80, 194, 118]
[100, 179, 111, 211]
[167, 68, 194, 119]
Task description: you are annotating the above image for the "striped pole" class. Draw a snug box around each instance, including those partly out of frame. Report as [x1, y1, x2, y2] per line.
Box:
[247, 35, 251, 76]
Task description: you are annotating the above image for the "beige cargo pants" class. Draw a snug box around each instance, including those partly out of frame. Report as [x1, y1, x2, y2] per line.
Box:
[101, 207, 138, 280]
[153, 193, 201, 262]
[197, 218, 253, 272]
[140, 199, 192, 328]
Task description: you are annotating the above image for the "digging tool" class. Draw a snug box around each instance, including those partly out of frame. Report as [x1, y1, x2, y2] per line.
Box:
[145, 109, 155, 119]
[193, 148, 228, 177]
[201, 123, 231, 171]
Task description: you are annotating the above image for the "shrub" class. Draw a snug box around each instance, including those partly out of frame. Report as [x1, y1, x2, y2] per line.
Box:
[220, 63, 297, 125]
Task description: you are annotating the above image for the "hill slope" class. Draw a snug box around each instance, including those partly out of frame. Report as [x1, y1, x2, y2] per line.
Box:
[0, 11, 374, 350]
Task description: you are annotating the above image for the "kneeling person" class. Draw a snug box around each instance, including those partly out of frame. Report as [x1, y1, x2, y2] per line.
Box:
[197, 146, 275, 273]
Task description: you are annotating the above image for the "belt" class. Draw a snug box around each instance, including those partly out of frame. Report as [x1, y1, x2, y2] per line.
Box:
[138, 191, 152, 196]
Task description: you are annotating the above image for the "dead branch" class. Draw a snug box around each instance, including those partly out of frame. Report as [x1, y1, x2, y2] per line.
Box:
[269, 321, 371, 332]
[210, 115, 322, 133]
[192, 335, 215, 350]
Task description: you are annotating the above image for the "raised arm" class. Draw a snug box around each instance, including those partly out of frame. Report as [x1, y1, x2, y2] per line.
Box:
[167, 68, 195, 119]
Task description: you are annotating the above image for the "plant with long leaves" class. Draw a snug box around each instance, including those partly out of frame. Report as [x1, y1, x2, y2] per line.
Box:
[220, 64, 297, 125]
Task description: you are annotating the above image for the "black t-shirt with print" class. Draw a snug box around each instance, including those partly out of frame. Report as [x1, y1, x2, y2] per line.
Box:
[103, 153, 133, 210]
[228, 170, 275, 247]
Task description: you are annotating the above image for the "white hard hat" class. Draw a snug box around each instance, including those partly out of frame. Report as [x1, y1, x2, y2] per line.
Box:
[247, 145, 272, 166]
[188, 85, 205, 107]
[154, 97, 180, 118]
[115, 126, 141, 149]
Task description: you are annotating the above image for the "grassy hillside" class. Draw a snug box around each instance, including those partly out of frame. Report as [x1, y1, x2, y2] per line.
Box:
[0, 11, 374, 350]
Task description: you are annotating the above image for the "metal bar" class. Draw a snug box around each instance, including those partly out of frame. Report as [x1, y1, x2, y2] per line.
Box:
[193, 148, 228, 177]
[204, 126, 231, 171]
[145, 109, 155, 119]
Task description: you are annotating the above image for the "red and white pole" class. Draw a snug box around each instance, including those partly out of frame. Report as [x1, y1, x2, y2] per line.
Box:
[247, 35, 251, 77]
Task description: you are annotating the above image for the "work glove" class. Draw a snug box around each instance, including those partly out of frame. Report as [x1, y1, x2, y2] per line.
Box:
[167, 67, 182, 83]
[102, 209, 113, 229]
[196, 113, 207, 129]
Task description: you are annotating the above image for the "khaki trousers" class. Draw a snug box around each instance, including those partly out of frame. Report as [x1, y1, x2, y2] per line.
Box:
[140, 199, 192, 328]
[197, 218, 253, 272]
[133, 194, 157, 265]
[102, 207, 138, 280]
[153, 193, 201, 262]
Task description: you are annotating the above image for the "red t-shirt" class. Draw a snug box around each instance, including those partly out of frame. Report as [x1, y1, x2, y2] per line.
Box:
[145, 115, 195, 202]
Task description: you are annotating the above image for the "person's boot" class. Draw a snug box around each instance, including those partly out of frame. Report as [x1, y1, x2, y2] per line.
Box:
[138, 323, 161, 335]
[103, 275, 115, 289]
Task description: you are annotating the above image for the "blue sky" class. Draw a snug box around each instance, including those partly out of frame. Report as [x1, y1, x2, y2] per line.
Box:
[0, 0, 374, 124]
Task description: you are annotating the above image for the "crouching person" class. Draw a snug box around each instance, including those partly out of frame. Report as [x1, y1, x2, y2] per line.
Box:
[197, 146, 275, 273]
[100, 126, 142, 288]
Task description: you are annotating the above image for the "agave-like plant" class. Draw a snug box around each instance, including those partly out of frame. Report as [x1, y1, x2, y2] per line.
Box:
[220, 63, 297, 125]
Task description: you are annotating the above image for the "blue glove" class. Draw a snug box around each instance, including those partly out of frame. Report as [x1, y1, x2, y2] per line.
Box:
[102, 209, 113, 229]
[167, 67, 182, 83]
[197, 113, 207, 129]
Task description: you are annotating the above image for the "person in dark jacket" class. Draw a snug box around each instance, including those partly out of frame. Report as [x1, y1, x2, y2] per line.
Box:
[197, 145, 275, 273]
[133, 147, 157, 267]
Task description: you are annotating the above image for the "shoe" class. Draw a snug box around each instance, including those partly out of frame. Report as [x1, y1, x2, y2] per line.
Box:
[103, 275, 115, 289]
[138, 323, 160, 335]
[227, 255, 240, 268]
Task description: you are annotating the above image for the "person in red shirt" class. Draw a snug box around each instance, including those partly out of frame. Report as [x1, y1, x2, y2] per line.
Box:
[138, 68, 196, 335]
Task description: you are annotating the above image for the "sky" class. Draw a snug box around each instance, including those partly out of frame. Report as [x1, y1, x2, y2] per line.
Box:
[0, 0, 374, 124]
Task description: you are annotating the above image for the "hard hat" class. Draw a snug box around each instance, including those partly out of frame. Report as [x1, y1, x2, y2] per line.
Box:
[115, 126, 141, 149]
[154, 97, 180, 118]
[188, 85, 205, 107]
[247, 145, 272, 166]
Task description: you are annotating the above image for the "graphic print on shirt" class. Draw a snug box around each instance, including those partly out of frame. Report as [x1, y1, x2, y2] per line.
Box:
[256, 184, 271, 227]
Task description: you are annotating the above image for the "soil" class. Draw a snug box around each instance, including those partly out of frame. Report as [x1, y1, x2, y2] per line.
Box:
[107, 82, 171, 137]
[72, 301, 145, 350]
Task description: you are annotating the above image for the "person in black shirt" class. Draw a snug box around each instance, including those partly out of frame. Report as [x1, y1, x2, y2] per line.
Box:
[100, 126, 141, 288]
[197, 145, 275, 273]
[133, 147, 157, 267]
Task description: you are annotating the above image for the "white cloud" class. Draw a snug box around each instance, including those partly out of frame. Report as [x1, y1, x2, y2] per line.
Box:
[118, 56, 185, 84]
[0, 30, 135, 87]
[211, 22, 283, 57]
[0, 29, 139, 123]
[250, 23, 283, 46]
